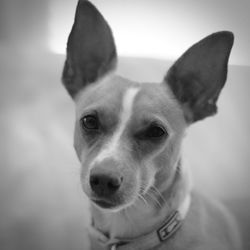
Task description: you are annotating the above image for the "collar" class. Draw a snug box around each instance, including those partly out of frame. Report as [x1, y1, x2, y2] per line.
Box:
[89, 193, 191, 250]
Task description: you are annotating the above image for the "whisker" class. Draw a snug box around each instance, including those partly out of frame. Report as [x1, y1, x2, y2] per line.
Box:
[138, 185, 153, 208]
[138, 193, 149, 207]
[139, 181, 164, 209]
[150, 185, 167, 205]
[145, 191, 163, 209]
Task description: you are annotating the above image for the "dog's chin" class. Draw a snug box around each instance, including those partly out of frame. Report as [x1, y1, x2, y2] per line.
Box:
[91, 197, 133, 212]
[92, 198, 117, 209]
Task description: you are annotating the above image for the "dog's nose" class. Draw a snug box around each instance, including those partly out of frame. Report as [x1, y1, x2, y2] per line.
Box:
[90, 174, 122, 197]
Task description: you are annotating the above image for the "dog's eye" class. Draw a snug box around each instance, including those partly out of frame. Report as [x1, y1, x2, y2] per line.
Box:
[81, 115, 99, 130]
[145, 124, 166, 138]
[137, 124, 167, 140]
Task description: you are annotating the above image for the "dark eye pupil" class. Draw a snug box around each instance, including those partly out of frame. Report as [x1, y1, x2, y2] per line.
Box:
[82, 115, 99, 130]
[146, 125, 165, 138]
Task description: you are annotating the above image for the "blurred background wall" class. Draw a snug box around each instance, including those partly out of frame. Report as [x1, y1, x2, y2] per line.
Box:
[0, 0, 249, 250]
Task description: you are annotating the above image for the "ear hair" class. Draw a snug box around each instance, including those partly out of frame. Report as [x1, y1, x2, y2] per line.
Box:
[165, 31, 234, 123]
[62, 0, 117, 98]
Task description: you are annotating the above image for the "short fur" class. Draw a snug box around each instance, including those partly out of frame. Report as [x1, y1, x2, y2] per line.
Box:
[62, 1, 241, 249]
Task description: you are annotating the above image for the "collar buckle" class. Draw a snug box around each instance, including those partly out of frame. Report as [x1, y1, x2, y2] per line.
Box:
[157, 211, 182, 241]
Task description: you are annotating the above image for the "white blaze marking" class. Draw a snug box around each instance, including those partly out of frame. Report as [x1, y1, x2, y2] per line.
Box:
[93, 87, 140, 164]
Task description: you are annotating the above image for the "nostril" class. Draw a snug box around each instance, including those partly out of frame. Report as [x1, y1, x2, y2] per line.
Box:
[90, 175, 100, 187]
[89, 174, 122, 196]
[107, 177, 121, 190]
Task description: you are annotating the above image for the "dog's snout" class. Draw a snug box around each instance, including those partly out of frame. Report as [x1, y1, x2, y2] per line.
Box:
[90, 173, 122, 197]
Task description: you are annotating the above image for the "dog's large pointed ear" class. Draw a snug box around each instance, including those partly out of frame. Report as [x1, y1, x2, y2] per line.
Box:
[62, 0, 117, 98]
[164, 31, 234, 123]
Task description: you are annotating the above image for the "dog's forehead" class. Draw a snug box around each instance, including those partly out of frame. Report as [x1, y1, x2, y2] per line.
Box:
[75, 75, 185, 130]
[133, 83, 186, 131]
[75, 75, 138, 117]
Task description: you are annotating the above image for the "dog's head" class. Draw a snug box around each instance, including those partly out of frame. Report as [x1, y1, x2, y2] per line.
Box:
[62, 0, 233, 211]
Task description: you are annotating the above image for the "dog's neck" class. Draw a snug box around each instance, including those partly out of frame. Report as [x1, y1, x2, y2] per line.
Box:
[90, 159, 192, 241]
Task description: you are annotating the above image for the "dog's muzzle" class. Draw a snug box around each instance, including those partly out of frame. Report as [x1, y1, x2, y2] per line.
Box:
[88, 161, 124, 209]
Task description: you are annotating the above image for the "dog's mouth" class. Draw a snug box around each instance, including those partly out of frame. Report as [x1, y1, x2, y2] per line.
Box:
[91, 198, 118, 209]
[84, 171, 139, 211]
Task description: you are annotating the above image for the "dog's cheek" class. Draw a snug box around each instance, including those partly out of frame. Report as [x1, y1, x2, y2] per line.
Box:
[152, 144, 172, 173]
[80, 167, 88, 194]
[138, 161, 156, 192]
[78, 150, 89, 190]
[74, 122, 86, 159]
[73, 124, 94, 194]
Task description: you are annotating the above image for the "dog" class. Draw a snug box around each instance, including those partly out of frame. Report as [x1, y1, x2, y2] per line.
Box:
[61, 1, 242, 249]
